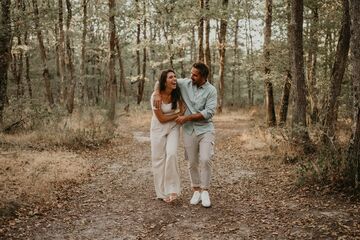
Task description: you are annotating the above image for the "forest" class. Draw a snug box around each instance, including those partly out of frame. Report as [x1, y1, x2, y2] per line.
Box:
[1, 0, 360, 239]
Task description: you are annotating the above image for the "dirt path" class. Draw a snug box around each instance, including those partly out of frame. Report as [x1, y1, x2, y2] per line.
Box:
[2, 112, 360, 239]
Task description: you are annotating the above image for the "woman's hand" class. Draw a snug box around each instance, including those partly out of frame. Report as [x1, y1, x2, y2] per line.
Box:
[153, 93, 162, 109]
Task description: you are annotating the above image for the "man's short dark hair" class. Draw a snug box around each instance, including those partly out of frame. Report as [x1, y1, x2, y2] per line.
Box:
[192, 62, 209, 79]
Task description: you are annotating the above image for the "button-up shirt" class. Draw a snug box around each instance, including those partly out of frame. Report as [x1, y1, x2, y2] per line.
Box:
[177, 78, 217, 136]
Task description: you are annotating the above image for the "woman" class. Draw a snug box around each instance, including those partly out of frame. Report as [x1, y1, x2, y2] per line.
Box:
[150, 69, 185, 203]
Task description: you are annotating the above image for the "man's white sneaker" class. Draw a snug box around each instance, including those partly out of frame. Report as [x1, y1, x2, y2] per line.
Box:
[201, 191, 211, 207]
[190, 191, 201, 205]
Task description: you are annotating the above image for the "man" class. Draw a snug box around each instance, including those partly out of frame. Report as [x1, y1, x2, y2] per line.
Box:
[154, 62, 217, 207]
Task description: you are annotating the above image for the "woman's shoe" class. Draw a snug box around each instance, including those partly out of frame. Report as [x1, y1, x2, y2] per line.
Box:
[164, 193, 178, 203]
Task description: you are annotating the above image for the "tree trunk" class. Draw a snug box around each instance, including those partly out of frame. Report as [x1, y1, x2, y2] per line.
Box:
[32, 0, 54, 107]
[108, 0, 117, 121]
[204, 0, 211, 83]
[24, 31, 32, 98]
[0, 0, 11, 125]
[217, 0, 228, 114]
[263, 0, 276, 127]
[58, 0, 66, 103]
[245, 0, 254, 106]
[278, 71, 292, 126]
[135, 0, 141, 104]
[79, 0, 88, 105]
[116, 38, 127, 98]
[321, 0, 351, 144]
[232, 18, 239, 105]
[347, 0, 360, 188]
[290, 0, 310, 145]
[307, 5, 319, 124]
[198, 0, 204, 62]
[65, 0, 76, 113]
[137, 1, 146, 105]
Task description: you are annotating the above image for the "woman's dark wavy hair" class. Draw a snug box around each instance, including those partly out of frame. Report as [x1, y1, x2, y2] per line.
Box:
[159, 69, 181, 110]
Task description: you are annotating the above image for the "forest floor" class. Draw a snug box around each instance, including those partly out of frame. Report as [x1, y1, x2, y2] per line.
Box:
[1, 109, 360, 239]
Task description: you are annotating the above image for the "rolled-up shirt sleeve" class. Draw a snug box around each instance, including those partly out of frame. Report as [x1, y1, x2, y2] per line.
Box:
[200, 87, 217, 120]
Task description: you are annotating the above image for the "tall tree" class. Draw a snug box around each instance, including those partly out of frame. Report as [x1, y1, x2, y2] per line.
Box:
[307, 4, 320, 124]
[347, 0, 360, 189]
[32, 0, 54, 107]
[135, 0, 141, 104]
[290, 0, 310, 144]
[263, 0, 276, 126]
[0, 0, 11, 125]
[198, 0, 204, 62]
[217, 0, 229, 114]
[321, 0, 351, 144]
[204, 0, 212, 83]
[79, 0, 88, 105]
[58, 0, 66, 102]
[137, 0, 147, 104]
[108, 0, 116, 121]
[65, 0, 76, 113]
[278, 0, 292, 126]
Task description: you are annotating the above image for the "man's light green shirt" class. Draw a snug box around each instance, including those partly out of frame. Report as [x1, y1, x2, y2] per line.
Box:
[177, 78, 217, 136]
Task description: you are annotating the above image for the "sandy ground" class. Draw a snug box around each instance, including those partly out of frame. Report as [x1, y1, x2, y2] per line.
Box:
[1, 111, 360, 239]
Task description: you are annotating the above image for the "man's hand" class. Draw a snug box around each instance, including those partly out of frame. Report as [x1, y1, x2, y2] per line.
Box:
[153, 93, 161, 109]
[175, 115, 188, 125]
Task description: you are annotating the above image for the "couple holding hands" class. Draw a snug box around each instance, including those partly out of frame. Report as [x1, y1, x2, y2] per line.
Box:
[150, 62, 217, 208]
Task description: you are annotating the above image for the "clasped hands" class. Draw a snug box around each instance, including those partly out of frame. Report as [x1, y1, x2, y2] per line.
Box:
[154, 93, 188, 125]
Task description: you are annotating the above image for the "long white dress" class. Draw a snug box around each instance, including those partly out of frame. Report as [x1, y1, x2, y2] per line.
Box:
[150, 94, 181, 199]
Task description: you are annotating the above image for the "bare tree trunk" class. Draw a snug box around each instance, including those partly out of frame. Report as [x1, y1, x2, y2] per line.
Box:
[290, 0, 310, 145]
[135, 0, 141, 104]
[58, 0, 66, 103]
[307, 5, 319, 124]
[24, 31, 32, 98]
[279, 71, 292, 126]
[79, 0, 88, 105]
[347, 0, 360, 188]
[321, 0, 351, 144]
[198, 0, 204, 62]
[116, 38, 127, 98]
[204, 0, 211, 83]
[0, 0, 11, 125]
[32, 0, 54, 107]
[232, 18, 239, 105]
[65, 0, 76, 113]
[217, 0, 228, 114]
[245, 0, 254, 106]
[108, 0, 117, 121]
[137, 0, 146, 105]
[191, 26, 196, 63]
[263, 0, 276, 127]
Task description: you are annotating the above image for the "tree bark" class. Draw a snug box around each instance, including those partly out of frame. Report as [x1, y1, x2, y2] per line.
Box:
[232, 18, 239, 105]
[347, 0, 360, 188]
[58, 0, 66, 103]
[32, 0, 54, 107]
[108, 0, 117, 121]
[263, 0, 276, 127]
[217, 0, 228, 114]
[290, 0, 310, 145]
[135, 0, 141, 104]
[204, 0, 211, 83]
[307, 5, 319, 124]
[0, 0, 11, 125]
[115, 38, 127, 98]
[137, 0, 146, 105]
[278, 71, 292, 126]
[65, 0, 76, 113]
[198, 0, 204, 62]
[321, 0, 351, 144]
[79, 0, 88, 105]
